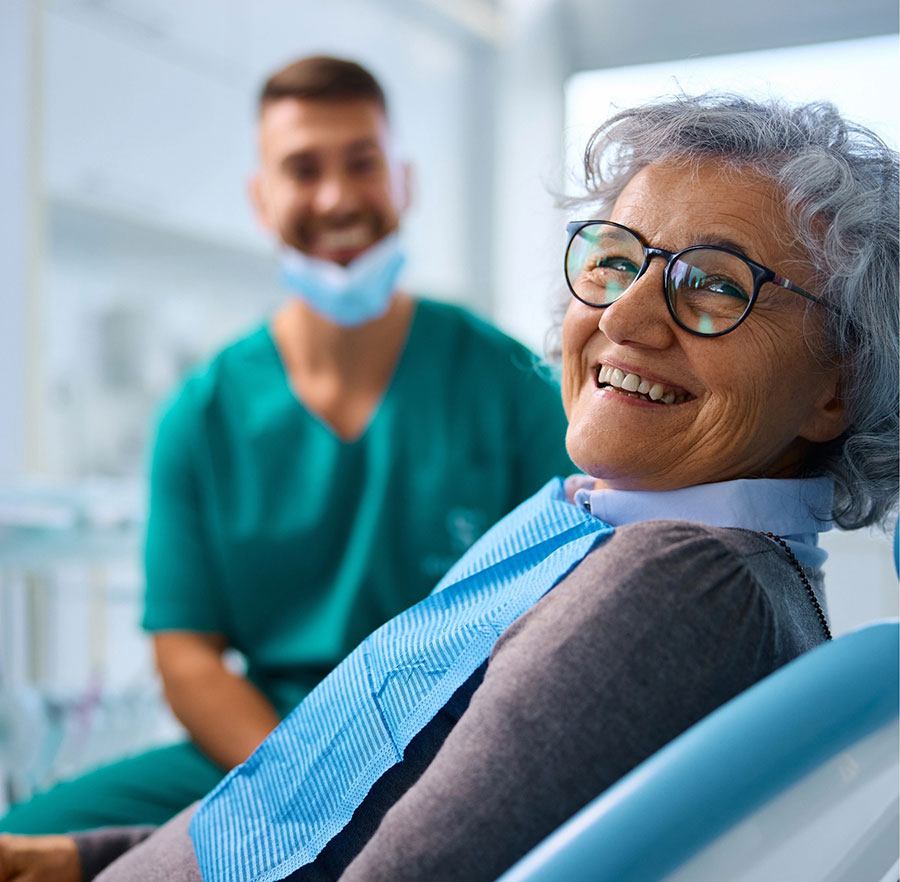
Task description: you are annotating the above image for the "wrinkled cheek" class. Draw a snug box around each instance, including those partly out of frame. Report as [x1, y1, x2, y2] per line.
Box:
[561, 301, 589, 346]
[564, 418, 595, 473]
[560, 355, 583, 419]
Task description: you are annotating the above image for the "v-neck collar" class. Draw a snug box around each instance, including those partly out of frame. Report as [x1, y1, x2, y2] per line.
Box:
[263, 302, 422, 445]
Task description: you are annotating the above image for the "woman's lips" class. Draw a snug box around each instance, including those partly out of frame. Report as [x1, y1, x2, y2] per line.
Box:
[595, 364, 692, 405]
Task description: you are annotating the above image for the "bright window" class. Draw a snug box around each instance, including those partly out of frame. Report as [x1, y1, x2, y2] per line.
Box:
[564, 35, 899, 192]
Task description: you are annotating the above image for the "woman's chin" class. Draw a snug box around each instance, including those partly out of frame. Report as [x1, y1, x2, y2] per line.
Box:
[564, 432, 685, 492]
[564, 444, 636, 489]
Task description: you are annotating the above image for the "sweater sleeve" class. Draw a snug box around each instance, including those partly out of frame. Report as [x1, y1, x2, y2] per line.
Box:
[339, 521, 782, 882]
[74, 826, 156, 880]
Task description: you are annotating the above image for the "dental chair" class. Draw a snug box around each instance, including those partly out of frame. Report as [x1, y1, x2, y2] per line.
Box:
[498, 584, 899, 882]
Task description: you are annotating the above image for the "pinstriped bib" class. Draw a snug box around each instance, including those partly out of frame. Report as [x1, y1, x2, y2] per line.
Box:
[190, 478, 614, 882]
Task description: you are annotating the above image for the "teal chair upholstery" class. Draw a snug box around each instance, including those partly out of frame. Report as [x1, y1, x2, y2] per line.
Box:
[497, 621, 899, 882]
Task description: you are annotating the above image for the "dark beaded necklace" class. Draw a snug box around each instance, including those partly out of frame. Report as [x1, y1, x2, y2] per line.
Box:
[759, 531, 832, 641]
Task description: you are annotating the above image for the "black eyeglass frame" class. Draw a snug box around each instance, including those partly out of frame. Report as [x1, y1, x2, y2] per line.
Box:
[564, 219, 828, 338]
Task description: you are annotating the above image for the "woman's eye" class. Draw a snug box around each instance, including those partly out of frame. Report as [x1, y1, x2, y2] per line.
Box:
[704, 278, 750, 301]
[593, 256, 638, 274]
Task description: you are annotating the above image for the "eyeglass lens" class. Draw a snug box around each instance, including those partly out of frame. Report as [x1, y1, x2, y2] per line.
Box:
[566, 223, 755, 335]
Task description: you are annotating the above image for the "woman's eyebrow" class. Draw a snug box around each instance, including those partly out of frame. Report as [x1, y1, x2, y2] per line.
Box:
[691, 233, 752, 258]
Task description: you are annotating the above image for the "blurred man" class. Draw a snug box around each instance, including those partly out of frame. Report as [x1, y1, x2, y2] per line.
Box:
[1, 55, 571, 833]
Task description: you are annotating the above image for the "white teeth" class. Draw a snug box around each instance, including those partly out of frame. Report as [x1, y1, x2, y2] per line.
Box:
[621, 372, 640, 392]
[597, 363, 685, 404]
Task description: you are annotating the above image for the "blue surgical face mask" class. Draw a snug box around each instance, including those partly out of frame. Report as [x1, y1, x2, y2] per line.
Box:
[280, 232, 406, 327]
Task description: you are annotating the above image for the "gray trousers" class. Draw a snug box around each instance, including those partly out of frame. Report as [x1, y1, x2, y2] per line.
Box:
[89, 522, 823, 882]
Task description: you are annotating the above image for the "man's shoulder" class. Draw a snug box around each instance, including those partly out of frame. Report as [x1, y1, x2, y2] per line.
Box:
[416, 298, 528, 350]
[200, 323, 274, 383]
[160, 323, 275, 423]
[414, 298, 557, 385]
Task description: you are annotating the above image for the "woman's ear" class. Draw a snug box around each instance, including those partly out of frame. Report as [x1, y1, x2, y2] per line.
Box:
[799, 370, 849, 443]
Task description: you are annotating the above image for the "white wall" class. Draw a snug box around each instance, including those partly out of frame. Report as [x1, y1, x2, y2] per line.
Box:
[490, 0, 569, 354]
[820, 526, 899, 636]
[0, 1, 42, 480]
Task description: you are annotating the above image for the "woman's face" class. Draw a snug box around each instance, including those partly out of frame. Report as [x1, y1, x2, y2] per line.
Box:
[562, 160, 847, 491]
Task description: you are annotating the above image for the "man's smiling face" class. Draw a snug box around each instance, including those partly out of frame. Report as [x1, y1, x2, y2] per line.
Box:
[251, 98, 407, 266]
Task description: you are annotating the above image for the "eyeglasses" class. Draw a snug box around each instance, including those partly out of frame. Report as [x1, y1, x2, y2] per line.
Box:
[564, 220, 826, 337]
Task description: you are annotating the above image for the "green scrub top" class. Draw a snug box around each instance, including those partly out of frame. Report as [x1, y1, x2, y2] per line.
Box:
[143, 299, 572, 717]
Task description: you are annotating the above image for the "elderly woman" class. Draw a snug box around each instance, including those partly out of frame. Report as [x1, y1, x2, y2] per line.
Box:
[1, 94, 897, 882]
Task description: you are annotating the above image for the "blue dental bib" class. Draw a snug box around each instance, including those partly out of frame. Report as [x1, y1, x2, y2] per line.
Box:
[190, 478, 613, 882]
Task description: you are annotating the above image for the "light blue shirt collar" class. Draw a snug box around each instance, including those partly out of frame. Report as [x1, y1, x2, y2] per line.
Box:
[564, 476, 834, 570]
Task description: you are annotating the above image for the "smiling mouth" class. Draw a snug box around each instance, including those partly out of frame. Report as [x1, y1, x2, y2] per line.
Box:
[317, 224, 373, 253]
[596, 364, 692, 405]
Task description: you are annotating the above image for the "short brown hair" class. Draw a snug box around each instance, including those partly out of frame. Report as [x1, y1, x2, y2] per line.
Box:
[259, 56, 387, 115]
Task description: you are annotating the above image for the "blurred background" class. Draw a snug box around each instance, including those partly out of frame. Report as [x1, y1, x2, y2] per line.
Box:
[1, 0, 897, 810]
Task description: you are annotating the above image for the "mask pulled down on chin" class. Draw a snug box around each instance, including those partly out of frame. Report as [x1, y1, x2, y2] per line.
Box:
[280, 232, 407, 327]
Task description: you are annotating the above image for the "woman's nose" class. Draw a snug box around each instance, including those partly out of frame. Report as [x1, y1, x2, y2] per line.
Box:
[597, 260, 676, 349]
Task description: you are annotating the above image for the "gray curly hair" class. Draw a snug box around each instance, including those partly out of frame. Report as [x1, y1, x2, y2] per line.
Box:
[564, 94, 898, 530]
